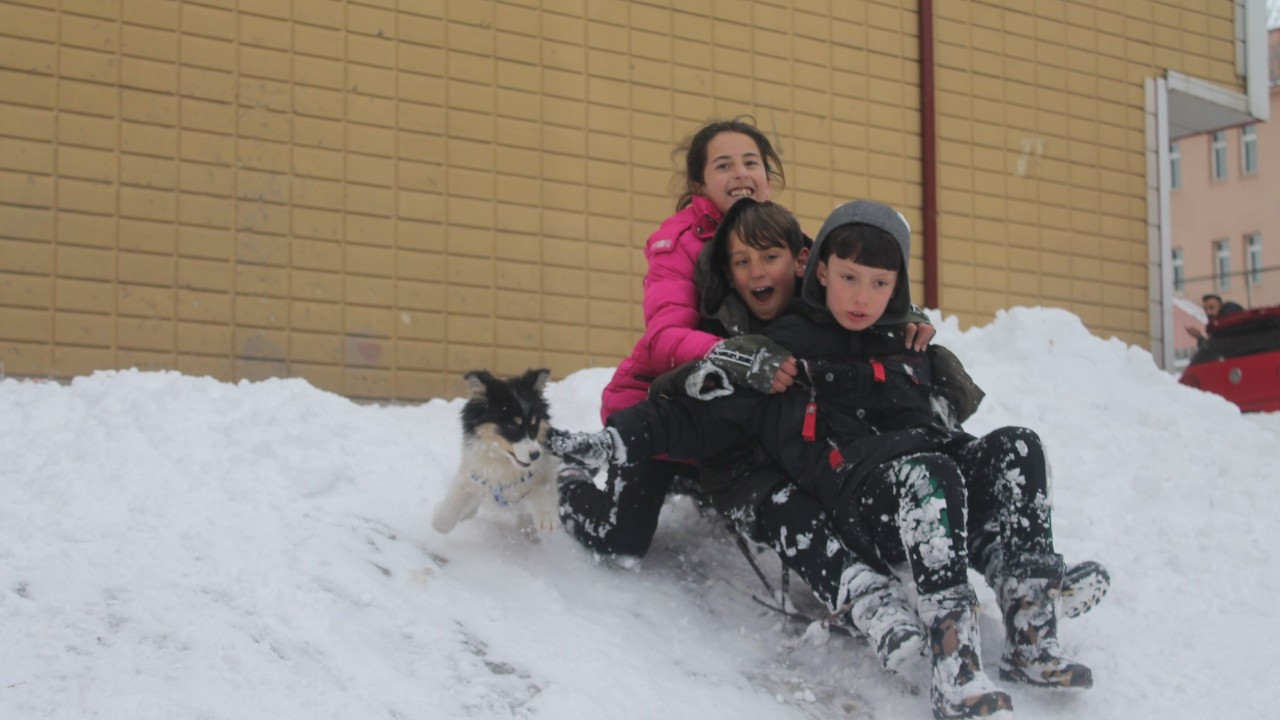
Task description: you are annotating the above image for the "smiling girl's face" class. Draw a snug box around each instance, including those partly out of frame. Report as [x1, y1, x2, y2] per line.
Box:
[697, 132, 772, 215]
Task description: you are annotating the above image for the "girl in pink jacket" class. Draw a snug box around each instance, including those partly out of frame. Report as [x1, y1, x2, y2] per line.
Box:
[600, 164, 783, 416]
[564, 119, 788, 553]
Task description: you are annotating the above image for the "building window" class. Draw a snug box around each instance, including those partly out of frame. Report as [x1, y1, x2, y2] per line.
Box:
[1247, 233, 1262, 286]
[1172, 248, 1185, 293]
[1241, 125, 1258, 176]
[1211, 131, 1228, 181]
[1215, 239, 1231, 290]
[1170, 142, 1181, 190]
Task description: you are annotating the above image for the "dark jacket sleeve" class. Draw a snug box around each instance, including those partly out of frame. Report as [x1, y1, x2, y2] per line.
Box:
[927, 344, 985, 425]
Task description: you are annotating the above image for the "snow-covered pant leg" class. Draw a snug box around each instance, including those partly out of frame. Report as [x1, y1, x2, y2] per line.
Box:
[557, 458, 694, 558]
[746, 478, 925, 674]
[857, 453, 971, 595]
[603, 393, 765, 464]
[951, 427, 1054, 581]
[955, 428, 1111, 619]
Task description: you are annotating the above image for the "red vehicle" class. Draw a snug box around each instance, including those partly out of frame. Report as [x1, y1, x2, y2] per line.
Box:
[1179, 304, 1280, 413]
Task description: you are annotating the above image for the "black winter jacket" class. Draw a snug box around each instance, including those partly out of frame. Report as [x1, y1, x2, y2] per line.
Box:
[760, 306, 957, 511]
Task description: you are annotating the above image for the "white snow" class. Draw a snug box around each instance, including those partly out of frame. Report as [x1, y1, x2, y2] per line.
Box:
[2, 306, 1278, 720]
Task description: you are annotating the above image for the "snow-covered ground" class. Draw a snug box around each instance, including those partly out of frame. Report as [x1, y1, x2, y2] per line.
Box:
[2, 306, 1278, 720]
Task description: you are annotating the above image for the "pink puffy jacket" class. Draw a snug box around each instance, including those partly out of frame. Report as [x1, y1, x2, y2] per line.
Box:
[600, 195, 725, 421]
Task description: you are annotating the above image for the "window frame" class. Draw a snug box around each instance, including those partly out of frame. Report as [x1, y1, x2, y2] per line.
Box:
[1241, 125, 1258, 177]
[1215, 239, 1231, 290]
[1211, 131, 1228, 182]
[1246, 233, 1262, 287]
[1170, 141, 1182, 190]
[1172, 247, 1185, 293]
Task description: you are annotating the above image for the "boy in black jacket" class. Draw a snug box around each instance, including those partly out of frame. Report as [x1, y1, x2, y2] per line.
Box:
[552, 200, 1099, 720]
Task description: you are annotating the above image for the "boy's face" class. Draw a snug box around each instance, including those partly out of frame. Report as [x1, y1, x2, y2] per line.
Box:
[816, 255, 898, 331]
[698, 131, 772, 215]
[727, 232, 806, 322]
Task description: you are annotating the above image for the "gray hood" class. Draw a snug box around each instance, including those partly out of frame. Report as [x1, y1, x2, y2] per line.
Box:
[801, 199, 913, 326]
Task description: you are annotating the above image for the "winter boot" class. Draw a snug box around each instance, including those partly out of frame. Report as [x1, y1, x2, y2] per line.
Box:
[980, 545, 1110, 621]
[840, 565, 926, 675]
[919, 585, 1013, 720]
[547, 426, 626, 474]
[996, 554, 1093, 689]
[1059, 560, 1110, 619]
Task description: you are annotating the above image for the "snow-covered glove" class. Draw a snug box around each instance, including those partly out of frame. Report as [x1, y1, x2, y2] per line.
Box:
[705, 334, 792, 394]
[546, 426, 626, 472]
[682, 360, 735, 400]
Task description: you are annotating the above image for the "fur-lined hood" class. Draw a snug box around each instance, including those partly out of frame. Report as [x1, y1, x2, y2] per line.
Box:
[802, 200, 913, 326]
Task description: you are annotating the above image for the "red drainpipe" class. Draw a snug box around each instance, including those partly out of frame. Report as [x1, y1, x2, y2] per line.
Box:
[919, 0, 939, 308]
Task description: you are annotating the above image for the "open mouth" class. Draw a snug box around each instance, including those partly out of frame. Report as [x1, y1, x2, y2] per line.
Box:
[729, 188, 754, 199]
[750, 287, 775, 303]
[508, 453, 533, 468]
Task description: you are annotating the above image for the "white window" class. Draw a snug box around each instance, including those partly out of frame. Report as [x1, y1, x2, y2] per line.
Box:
[1215, 239, 1231, 290]
[1170, 142, 1181, 190]
[1247, 233, 1262, 286]
[1211, 131, 1228, 181]
[1172, 248, 1185, 293]
[1241, 125, 1258, 176]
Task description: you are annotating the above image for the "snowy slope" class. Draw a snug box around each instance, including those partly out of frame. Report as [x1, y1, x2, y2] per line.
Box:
[2, 307, 1278, 720]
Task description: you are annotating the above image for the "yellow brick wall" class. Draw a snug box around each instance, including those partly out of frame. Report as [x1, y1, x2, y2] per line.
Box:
[932, 0, 1240, 340]
[0, 0, 1246, 399]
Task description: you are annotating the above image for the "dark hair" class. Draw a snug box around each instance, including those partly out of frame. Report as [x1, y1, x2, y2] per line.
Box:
[727, 201, 804, 255]
[1202, 293, 1223, 304]
[819, 224, 903, 273]
[675, 115, 785, 210]
[710, 200, 804, 279]
[819, 223, 905, 307]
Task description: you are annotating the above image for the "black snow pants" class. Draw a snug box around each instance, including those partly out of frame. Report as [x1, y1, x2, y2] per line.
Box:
[557, 457, 697, 558]
[557, 442, 896, 623]
[948, 426, 1057, 573]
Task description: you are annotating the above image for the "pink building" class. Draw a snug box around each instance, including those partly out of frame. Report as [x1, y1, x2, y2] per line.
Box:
[1168, 28, 1280, 363]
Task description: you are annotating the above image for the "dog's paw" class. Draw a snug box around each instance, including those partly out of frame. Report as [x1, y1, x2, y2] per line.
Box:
[431, 509, 457, 535]
[524, 509, 559, 534]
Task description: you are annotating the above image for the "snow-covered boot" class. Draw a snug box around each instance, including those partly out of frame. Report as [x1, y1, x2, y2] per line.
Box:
[980, 545, 1109, 621]
[997, 554, 1093, 689]
[840, 565, 926, 675]
[919, 585, 1013, 720]
[546, 426, 626, 474]
[1059, 559, 1110, 619]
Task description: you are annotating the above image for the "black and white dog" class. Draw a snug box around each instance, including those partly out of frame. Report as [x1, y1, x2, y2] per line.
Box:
[431, 368, 561, 537]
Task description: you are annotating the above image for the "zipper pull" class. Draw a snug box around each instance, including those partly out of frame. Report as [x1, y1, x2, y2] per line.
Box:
[802, 384, 817, 442]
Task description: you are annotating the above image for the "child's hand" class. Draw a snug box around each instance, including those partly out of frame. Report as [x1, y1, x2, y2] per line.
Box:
[706, 335, 794, 395]
[904, 322, 935, 351]
[770, 356, 798, 393]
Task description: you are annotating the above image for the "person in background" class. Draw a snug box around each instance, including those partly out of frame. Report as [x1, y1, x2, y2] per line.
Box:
[1188, 293, 1245, 342]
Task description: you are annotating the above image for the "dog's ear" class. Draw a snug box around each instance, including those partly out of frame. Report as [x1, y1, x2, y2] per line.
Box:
[463, 370, 494, 399]
[523, 368, 551, 393]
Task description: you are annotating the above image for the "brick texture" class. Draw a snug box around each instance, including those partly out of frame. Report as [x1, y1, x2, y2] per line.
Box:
[0, 0, 1245, 396]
